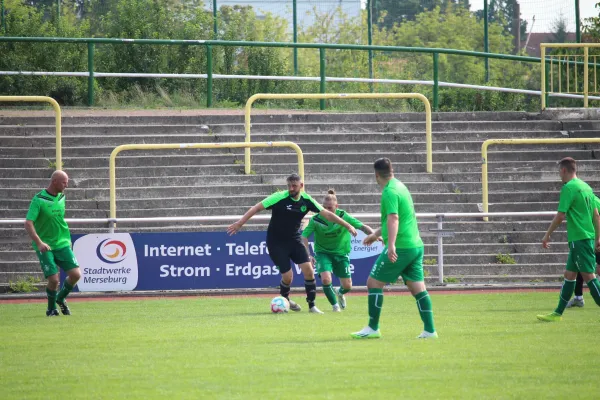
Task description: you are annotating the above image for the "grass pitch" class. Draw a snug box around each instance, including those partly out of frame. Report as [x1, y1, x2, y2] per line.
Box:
[1, 292, 599, 400]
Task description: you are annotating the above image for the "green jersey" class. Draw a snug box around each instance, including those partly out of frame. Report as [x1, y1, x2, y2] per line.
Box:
[302, 208, 364, 255]
[557, 178, 596, 242]
[25, 190, 71, 251]
[380, 178, 423, 249]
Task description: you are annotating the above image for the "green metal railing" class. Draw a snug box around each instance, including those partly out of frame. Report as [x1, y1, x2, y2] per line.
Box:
[0, 36, 549, 110]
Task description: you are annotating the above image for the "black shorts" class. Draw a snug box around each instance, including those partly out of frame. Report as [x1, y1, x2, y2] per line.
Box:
[596, 252, 600, 265]
[267, 238, 310, 274]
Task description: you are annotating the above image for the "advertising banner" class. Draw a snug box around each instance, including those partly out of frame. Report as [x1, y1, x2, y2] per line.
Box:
[69, 231, 383, 292]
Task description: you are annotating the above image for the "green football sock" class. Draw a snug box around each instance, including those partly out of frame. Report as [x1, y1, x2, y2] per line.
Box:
[339, 286, 351, 295]
[368, 288, 384, 330]
[46, 288, 57, 311]
[322, 283, 338, 306]
[554, 278, 576, 315]
[415, 291, 436, 333]
[57, 280, 74, 303]
[586, 278, 600, 307]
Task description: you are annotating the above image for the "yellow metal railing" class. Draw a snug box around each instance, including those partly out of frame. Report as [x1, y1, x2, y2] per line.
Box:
[0, 96, 62, 168]
[244, 93, 433, 174]
[109, 141, 305, 220]
[481, 138, 600, 221]
[541, 43, 600, 109]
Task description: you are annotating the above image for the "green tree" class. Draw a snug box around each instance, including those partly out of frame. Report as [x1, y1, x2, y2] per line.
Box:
[0, 0, 90, 104]
[551, 14, 569, 43]
[375, 0, 470, 31]
[582, 2, 600, 42]
[474, 0, 527, 38]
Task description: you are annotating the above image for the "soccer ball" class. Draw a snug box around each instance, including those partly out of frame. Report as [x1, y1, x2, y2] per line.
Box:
[270, 296, 290, 313]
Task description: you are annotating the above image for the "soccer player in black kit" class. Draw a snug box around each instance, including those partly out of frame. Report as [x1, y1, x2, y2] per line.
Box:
[227, 174, 357, 313]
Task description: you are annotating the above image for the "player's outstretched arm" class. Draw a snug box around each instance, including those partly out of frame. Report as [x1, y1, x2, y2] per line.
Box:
[227, 202, 265, 235]
[24, 220, 51, 252]
[318, 209, 357, 236]
[542, 212, 565, 249]
[360, 224, 375, 235]
[363, 227, 382, 245]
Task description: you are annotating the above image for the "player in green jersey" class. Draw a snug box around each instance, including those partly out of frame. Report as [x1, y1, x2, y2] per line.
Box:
[24, 170, 81, 317]
[301, 189, 376, 312]
[566, 195, 600, 308]
[537, 158, 600, 322]
[227, 174, 357, 314]
[351, 158, 437, 339]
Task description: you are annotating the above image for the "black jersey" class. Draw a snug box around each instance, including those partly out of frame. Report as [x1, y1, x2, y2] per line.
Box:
[261, 191, 323, 240]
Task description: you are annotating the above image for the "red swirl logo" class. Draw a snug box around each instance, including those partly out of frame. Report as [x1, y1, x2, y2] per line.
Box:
[96, 239, 127, 264]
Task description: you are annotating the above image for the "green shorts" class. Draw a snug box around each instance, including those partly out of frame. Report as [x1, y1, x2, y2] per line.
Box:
[370, 246, 424, 284]
[315, 252, 351, 279]
[566, 239, 596, 274]
[35, 246, 79, 278]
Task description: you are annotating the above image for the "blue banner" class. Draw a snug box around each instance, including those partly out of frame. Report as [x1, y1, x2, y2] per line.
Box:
[68, 231, 383, 292]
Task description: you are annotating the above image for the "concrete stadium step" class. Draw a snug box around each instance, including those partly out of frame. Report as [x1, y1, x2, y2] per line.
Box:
[4, 167, 599, 184]
[3, 149, 598, 169]
[0, 200, 558, 219]
[0, 200, 557, 218]
[3, 142, 597, 159]
[0, 111, 550, 127]
[3, 159, 598, 179]
[0, 129, 570, 146]
[422, 243, 555, 254]
[0, 220, 565, 235]
[0, 120, 565, 135]
[428, 275, 562, 284]
[0, 209, 108, 218]
[425, 263, 566, 276]
[0, 187, 560, 204]
[0, 179, 575, 197]
[437, 252, 564, 264]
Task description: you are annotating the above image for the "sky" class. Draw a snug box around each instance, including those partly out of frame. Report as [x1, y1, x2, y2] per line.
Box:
[221, 1, 599, 34]
[360, 1, 600, 33]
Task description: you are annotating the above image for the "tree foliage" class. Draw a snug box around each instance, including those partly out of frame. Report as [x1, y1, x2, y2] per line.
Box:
[473, 0, 527, 38]
[583, 2, 600, 42]
[0, 0, 539, 111]
[374, 0, 471, 31]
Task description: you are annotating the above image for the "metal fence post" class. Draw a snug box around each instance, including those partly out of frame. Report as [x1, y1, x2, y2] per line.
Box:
[433, 52, 439, 111]
[367, 0, 374, 93]
[484, 0, 489, 82]
[319, 48, 326, 110]
[576, 0, 581, 43]
[541, 46, 546, 110]
[56, 0, 61, 33]
[437, 214, 444, 285]
[293, 0, 298, 75]
[584, 46, 589, 107]
[207, 44, 213, 108]
[213, 0, 218, 38]
[87, 42, 95, 106]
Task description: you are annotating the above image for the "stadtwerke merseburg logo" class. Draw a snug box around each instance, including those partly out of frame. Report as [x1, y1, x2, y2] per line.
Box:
[96, 239, 127, 264]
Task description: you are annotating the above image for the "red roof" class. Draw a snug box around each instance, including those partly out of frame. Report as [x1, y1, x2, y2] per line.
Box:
[522, 32, 577, 57]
